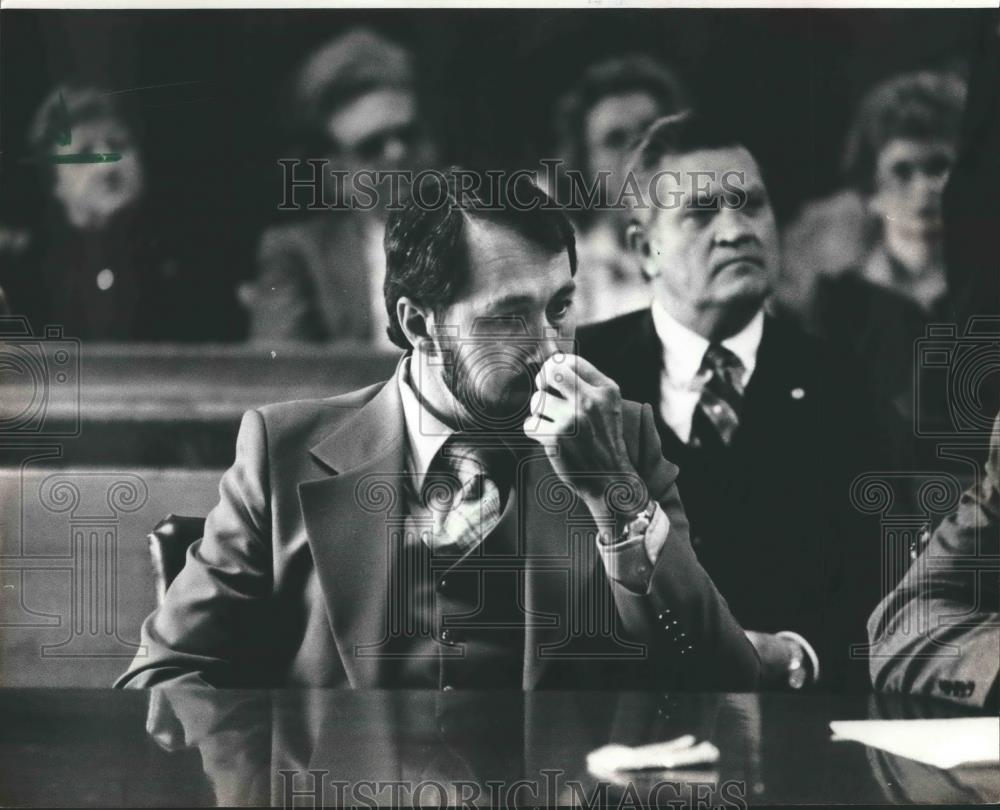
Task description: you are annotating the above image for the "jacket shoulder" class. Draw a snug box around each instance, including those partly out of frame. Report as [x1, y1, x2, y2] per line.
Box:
[578, 308, 649, 342]
[253, 382, 386, 450]
[577, 309, 650, 361]
[762, 313, 865, 384]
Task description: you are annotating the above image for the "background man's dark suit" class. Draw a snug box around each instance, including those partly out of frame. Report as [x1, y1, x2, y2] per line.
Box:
[580, 310, 895, 690]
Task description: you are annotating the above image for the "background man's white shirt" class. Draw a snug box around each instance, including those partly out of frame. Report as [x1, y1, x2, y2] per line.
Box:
[650, 302, 764, 443]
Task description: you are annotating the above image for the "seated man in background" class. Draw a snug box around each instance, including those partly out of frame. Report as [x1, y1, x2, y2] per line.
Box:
[244, 28, 437, 347]
[116, 172, 760, 691]
[579, 112, 899, 691]
[548, 55, 687, 324]
[868, 413, 999, 710]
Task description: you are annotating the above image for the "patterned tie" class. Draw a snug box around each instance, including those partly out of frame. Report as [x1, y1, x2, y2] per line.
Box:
[691, 343, 745, 448]
[422, 437, 512, 555]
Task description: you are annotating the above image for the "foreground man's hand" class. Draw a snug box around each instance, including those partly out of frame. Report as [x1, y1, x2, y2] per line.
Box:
[745, 630, 817, 689]
[525, 353, 648, 523]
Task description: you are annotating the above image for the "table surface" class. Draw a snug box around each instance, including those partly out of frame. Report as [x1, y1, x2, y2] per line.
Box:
[0, 689, 996, 807]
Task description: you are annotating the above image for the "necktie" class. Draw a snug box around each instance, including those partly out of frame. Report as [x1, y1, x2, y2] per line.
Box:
[422, 437, 512, 554]
[691, 343, 745, 448]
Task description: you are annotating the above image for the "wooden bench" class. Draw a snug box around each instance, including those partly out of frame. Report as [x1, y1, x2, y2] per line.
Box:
[0, 342, 400, 466]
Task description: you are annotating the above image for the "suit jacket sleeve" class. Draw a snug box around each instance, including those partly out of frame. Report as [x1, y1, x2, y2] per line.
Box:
[611, 402, 762, 690]
[115, 410, 274, 688]
[867, 416, 1000, 708]
[248, 227, 322, 341]
[144, 688, 273, 805]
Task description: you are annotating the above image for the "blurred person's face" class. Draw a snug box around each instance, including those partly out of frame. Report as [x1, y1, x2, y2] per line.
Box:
[584, 91, 661, 186]
[870, 138, 956, 247]
[413, 221, 576, 429]
[633, 146, 778, 337]
[51, 117, 145, 230]
[326, 87, 434, 204]
[327, 88, 419, 169]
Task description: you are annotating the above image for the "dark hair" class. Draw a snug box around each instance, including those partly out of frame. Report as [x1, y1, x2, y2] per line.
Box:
[842, 71, 967, 194]
[624, 110, 750, 222]
[629, 110, 744, 175]
[290, 28, 416, 151]
[555, 55, 688, 176]
[383, 169, 577, 350]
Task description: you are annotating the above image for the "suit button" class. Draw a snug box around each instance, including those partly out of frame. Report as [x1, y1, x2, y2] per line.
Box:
[437, 578, 448, 592]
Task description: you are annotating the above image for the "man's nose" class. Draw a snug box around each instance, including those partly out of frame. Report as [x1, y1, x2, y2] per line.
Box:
[543, 330, 577, 366]
[714, 207, 759, 248]
[913, 169, 949, 199]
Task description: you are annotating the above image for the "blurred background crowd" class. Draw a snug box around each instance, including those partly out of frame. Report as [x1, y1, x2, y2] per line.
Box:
[0, 7, 997, 700]
[0, 9, 992, 375]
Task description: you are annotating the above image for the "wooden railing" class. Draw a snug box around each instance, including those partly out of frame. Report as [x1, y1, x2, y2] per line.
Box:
[1, 342, 402, 466]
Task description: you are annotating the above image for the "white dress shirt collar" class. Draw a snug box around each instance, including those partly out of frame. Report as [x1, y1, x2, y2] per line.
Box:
[649, 302, 765, 443]
[396, 355, 455, 488]
[650, 301, 764, 388]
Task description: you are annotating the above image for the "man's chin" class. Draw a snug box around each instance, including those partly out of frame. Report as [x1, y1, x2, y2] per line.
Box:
[716, 275, 771, 308]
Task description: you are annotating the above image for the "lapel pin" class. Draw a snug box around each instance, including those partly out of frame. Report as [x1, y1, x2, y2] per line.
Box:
[790, 387, 806, 400]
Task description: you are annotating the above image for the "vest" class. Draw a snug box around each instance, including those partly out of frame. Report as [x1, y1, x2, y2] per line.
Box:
[382, 487, 526, 689]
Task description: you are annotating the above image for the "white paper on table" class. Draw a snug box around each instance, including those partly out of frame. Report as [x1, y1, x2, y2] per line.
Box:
[586, 735, 721, 783]
[830, 717, 1000, 769]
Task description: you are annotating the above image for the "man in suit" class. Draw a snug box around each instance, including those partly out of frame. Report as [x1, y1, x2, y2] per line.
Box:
[579, 112, 895, 691]
[867, 414, 999, 710]
[116, 171, 760, 690]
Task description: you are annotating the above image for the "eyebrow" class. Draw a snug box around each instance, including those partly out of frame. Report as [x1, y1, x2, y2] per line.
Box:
[683, 180, 767, 207]
[483, 280, 576, 312]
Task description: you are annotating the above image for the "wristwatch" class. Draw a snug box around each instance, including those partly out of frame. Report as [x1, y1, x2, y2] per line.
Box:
[785, 641, 807, 690]
[776, 630, 819, 689]
[599, 498, 657, 546]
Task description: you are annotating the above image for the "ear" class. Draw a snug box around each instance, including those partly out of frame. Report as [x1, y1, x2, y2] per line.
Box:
[396, 296, 434, 350]
[626, 221, 659, 281]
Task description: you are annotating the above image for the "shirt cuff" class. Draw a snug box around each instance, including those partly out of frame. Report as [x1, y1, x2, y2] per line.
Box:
[775, 630, 821, 685]
[596, 502, 670, 593]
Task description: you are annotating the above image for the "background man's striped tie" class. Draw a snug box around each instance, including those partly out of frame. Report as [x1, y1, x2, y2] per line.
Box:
[691, 343, 745, 448]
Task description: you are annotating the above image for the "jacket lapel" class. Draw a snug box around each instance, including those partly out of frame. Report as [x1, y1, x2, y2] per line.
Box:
[740, 315, 801, 433]
[617, 309, 686, 450]
[614, 309, 664, 411]
[298, 377, 407, 687]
